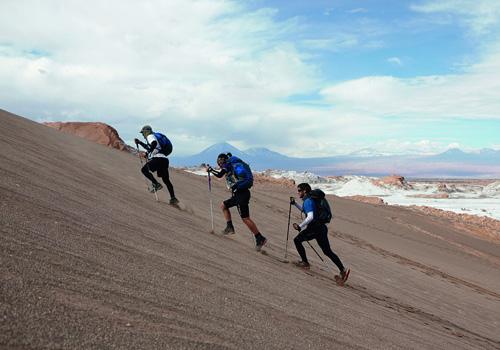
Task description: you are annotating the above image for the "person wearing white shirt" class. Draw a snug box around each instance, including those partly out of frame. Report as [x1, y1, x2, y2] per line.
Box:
[135, 125, 178, 205]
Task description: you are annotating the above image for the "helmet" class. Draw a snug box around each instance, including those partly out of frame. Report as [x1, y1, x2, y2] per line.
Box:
[140, 125, 153, 135]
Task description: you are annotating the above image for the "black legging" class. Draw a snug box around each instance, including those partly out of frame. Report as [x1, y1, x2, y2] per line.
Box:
[294, 224, 344, 271]
[141, 158, 175, 199]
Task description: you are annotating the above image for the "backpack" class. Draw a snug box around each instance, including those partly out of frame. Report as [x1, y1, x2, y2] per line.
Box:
[227, 156, 253, 189]
[153, 132, 173, 156]
[310, 189, 332, 224]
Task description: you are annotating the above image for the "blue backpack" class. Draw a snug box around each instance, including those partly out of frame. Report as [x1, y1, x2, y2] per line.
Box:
[153, 132, 173, 156]
[227, 156, 253, 190]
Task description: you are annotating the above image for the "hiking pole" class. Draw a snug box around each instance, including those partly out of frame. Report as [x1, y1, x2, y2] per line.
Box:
[136, 145, 158, 202]
[306, 241, 324, 262]
[207, 169, 215, 234]
[284, 200, 292, 262]
[306, 240, 338, 277]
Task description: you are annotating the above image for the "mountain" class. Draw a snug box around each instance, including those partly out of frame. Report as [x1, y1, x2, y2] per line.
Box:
[172, 143, 500, 177]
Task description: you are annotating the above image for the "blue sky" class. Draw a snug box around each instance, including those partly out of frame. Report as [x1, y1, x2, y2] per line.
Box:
[0, 0, 499, 156]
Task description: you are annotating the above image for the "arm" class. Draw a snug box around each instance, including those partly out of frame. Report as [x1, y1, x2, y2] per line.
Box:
[207, 167, 227, 178]
[134, 139, 151, 152]
[299, 211, 314, 230]
[148, 140, 160, 157]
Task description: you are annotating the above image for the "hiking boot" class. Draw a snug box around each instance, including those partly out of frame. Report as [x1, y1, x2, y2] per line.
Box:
[149, 183, 163, 193]
[293, 261, 310, 269]
[221, 225, 235, 235]
[169, 198, 179, 205]
[255, 236, 267, 251]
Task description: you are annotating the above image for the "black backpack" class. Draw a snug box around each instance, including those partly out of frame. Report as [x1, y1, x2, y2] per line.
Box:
[310, 189, 332, 224]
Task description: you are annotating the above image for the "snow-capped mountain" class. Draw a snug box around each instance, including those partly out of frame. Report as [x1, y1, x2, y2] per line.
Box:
[171, 143, 500, 178]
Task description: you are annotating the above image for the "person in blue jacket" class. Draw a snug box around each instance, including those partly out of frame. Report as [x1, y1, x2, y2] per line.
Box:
[207, 153, 267, 251]
[291, 183, 348, 280]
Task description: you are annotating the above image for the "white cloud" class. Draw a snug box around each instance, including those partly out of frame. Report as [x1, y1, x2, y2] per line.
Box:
[0, 0, 320, 155]
[411, 0, 500, 36]
[320, 57, 500, 120]
[348, 8, 368, 14]
[0, 0, 499, 158]
[387, 57, 403, 66]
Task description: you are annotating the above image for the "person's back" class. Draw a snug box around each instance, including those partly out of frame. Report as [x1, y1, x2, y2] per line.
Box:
[226, 156, 253, 190]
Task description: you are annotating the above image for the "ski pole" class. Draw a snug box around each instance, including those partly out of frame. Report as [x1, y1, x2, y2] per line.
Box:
[284, 200, 292, 261]
[137, 145, 158, 201]
[207, 169, 215, 233]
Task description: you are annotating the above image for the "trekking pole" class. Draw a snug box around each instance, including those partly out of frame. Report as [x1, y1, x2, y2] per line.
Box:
[306, 241, 324, 262]
[207, 169, 215, 233]
[284, 200, 292, 261]
[136, 145, 158, 202]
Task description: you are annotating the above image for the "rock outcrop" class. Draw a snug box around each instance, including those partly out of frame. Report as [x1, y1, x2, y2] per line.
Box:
[253, 173, 296, 188]
[44, 122, 133, 152]
[372, 175, 413, 190]
[344, 195, 386, 205]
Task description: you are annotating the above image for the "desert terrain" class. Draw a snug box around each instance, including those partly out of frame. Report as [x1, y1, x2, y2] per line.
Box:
[1, 109, 499, 349]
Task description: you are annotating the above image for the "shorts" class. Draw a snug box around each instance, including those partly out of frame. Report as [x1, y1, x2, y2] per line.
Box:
[146, 157, 170, 177]
[223, 188, 251, 218]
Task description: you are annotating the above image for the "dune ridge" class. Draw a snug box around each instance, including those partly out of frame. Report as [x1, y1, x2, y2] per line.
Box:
[1, 109, 499, 349]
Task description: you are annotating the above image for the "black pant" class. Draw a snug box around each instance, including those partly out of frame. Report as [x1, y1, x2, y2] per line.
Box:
[141, 157, 175, 199]
[294, 224, 344, 271]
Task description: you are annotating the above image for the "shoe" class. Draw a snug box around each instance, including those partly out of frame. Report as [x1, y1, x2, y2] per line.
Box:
[340, 268, 350, 282]
[169, 198, 179, 205]
[255, 237, 267, 251]
[293, 261, 310, 269]
[221, 225, 235, 235]
[149, 183, 163, 193]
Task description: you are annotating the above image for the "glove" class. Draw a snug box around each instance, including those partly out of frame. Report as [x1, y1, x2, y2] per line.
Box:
[207, 166, 213, 173]
[134, 138, 140, 145]
[231, 184, 238, 193]
[289, 197, 295, 205]
[293, 223, 301, 231]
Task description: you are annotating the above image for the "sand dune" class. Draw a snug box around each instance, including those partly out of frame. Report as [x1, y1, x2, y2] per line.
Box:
[1, 109, 499, 349]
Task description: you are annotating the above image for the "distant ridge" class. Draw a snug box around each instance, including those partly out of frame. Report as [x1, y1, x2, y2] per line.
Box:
[171, 143, 500, 178]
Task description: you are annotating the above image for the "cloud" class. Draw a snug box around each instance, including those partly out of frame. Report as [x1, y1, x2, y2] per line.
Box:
[0, 0, 499, 158]
[0, 0, 320, 154]
[348, 8, 368, 14]
[320, 58, 500, 120]
[411, 0, 500, 36]
[387, 57, 403, 66]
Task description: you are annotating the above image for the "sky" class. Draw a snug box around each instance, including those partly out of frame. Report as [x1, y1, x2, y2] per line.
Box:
[0, 0, 499, 157]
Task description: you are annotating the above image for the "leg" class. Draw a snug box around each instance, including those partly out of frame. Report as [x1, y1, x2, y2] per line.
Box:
[236, 190, 266, 249]
[141, 163, 159, 185]
[158, 158, 176, 199]
[242, 217, 259, 234]
[293, 230, 310, 263]
[316, 226, 345, 272]
[221, 202, 232, 222]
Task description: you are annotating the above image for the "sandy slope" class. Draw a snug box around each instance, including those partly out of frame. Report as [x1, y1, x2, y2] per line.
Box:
[1, 109, 499, 350]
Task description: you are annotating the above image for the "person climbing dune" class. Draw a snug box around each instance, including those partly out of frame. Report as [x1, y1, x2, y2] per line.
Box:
[207, 153, 267, 251]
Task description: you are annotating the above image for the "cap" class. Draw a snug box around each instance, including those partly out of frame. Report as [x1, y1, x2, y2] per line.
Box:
[140, 125, 152, 134]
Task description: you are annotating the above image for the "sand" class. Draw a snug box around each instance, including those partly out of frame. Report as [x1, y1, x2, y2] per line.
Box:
[1, 109, 499, 349]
